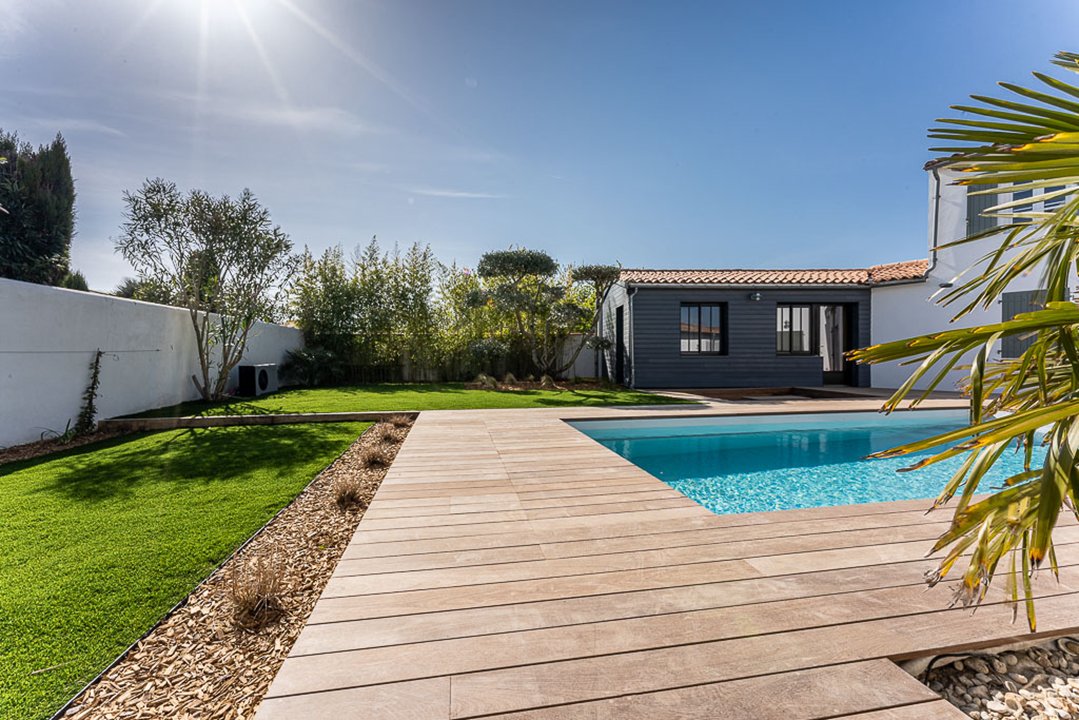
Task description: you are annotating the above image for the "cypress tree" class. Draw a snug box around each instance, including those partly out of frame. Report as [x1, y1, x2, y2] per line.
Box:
[0, 130, 76, 285]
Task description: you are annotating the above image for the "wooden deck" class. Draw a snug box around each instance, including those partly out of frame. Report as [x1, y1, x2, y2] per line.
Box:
[257, 399, 1079, 719]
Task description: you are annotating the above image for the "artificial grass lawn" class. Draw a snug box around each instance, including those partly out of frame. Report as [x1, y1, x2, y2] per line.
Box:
[0, 422, 368, 720]
[131, 382, 693, 418]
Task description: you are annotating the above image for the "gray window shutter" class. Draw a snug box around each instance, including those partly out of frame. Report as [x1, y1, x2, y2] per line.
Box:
[1001, 289, 1047, 358]
[967, 184, 997, 235]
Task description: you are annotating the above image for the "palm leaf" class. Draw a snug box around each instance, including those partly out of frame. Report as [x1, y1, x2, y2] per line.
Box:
[854, 51, 1079, 629]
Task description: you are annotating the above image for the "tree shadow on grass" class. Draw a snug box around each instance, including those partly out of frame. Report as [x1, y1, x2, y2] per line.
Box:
[16, 425, 359, 503]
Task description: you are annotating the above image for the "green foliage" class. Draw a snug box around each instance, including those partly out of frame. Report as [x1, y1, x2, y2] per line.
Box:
[280, 347, 347, 387]
[476, 247, 559, 279]
[475, 247, 619, 375]
[287, 238, 446, 381]
[0, 131, 75, 285]
[75, 350, 102, 436]
[285, 240, 618, 381]
[468, 337, 510, 375]
[113, 276, 174, 305]
[0, 422, 367, 720]
[850, 51, 1079, 630]
[289, 245, 359, 360]
[116, 179, 298, 400]
[59, 269, 88, 291]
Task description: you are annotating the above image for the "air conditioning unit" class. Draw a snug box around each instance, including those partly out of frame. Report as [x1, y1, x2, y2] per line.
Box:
[238, 363, 279, 397]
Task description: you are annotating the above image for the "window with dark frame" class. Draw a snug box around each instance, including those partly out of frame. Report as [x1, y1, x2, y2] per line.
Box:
[776, 304, 812, 354]
[1045, 185, 1066, 211]
[1013, 182, 1033, 224]
[679, 303, 725, 354]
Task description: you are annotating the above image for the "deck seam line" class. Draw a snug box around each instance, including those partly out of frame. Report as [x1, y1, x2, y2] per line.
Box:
[323, 535, 1079, 596]
[310, 553, 1079, 619]
[289, 585, 1079, 658]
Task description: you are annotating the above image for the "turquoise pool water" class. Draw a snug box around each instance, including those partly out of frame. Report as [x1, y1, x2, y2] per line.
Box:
[569, 410, 1042, 515]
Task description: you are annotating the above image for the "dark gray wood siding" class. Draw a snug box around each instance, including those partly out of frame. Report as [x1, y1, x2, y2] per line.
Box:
[627, 286, 872, 388]
[598, 282, 630, 382]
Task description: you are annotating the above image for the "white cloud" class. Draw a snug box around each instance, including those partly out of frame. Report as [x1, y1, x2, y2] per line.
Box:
[160, 91, 382, 136]
[404, 186, 506, 199]
[217, 104, 378, 135]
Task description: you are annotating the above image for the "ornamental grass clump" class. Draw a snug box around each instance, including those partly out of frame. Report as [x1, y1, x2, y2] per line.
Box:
[333, 475, 368, 511]
[373, 422, 405, 445]
[230, 555, 285, 630]
[386, 413, 414, 429]
[360, 444, 393, 469]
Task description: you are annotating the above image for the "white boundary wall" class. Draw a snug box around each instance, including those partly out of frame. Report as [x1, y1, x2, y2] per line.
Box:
[562, 333, 597, 380]
[0, 278, 303, 448]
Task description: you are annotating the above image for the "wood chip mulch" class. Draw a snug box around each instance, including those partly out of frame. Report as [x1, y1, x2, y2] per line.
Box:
[0, 429, 129, 466]
[56, 420, 409, 720]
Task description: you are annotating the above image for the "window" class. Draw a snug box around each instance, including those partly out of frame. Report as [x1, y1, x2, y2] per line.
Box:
[680, 303, 725, 354]
[776, 304, 812, 354]
[1012, 182, 1033, 224]
[1045, 185, 1066, 211]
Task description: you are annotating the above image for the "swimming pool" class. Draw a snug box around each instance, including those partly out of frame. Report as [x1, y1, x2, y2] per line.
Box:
[569, 409, 1042, 515]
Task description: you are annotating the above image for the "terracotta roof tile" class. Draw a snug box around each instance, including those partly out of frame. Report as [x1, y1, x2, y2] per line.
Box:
[620, 259, 927, 287]
[866, 259, 929, 283]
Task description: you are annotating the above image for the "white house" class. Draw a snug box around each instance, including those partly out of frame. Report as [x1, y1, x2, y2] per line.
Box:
[869, 166, 1060, 390]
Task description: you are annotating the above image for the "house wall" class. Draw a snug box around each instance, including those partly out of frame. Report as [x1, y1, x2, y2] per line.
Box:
[869, 168, 1050, 390]
[598, 282, 630, 382]
[0, 278, 303, 448]
[619, 285, 871, 389]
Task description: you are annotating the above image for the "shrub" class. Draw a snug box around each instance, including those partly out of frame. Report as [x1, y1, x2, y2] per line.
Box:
[333, 476, 368, 510]
[281, 347, 346, 387]
[229, 555, 285, 630]
[60, 270, 88, 291]
[385, 413, 413, 428]
[467, 337, 508, 376]
[373, 422, 405, 445]
[474, 372, 498, 389]
[359, 444, 393, 469]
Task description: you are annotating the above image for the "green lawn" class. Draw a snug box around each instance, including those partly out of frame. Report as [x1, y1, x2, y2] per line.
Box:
[0, 422, 368, 720]
[130, 382, 692, 418]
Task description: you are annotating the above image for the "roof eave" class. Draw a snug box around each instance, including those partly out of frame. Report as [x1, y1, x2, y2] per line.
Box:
[623, 281, 873, 290]
[868, 276, 930, 287]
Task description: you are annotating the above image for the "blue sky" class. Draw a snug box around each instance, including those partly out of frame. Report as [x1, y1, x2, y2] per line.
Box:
[4, 0, 1079, 290]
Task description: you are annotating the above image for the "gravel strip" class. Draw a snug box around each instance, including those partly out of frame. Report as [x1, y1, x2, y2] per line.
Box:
[927, 637, 1079, 719]
[55, 420, 409, 720]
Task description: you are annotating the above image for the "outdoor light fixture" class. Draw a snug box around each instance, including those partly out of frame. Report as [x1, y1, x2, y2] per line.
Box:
[748, 292, 763, 301]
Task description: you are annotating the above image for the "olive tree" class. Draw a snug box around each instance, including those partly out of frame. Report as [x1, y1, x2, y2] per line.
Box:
[116, 178, 297, 400]
[474, 248, 619, 376]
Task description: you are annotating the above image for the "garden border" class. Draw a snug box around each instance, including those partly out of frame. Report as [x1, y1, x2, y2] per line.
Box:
[47, 419, 395, 720]
[98, 411, 420, 433]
